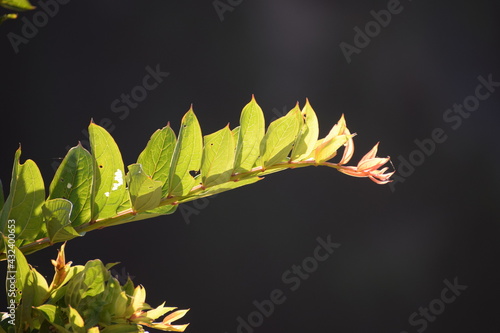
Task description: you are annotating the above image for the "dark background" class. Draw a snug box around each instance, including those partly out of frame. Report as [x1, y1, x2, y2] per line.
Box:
[1, 0, 499, 332]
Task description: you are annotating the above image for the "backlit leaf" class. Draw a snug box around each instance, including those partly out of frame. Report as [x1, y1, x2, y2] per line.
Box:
[0, 0, 35, 11]
[260, 105, 302, 167]
[291, 99, 319, 161]
[0, 148, 45, 246]
[126, 164, 162, 212]
[43, 199, 81, 244]
[137, 124, 176, 196]
[89, 123, 129, 220]
[201, 125, 235, 187]
[48, 144, 94, 227]
[234, 96, 265, 173]
[315, 135, 350, 163]
[168, 108, 203, 196]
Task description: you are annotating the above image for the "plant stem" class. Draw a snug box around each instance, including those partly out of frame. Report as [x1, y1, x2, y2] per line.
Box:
[0, 160, 341, 260]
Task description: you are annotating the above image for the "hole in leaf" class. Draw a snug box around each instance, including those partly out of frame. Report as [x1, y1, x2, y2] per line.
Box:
[99, 165, 103, 168]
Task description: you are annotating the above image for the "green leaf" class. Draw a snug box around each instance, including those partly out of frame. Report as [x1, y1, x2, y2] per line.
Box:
[0, 148, 45, 246]
[234, 96, 265, 173]
[35, 304, 58, 323]
[291, 99, 319, 161]
[89, 123, 129, 220]
[137, 124, 176, 196]
[0, 0, 35, 11]
[201, 125, 235, 187]
[43, 199, 81, 244]
[6, 243, 30, 304]
[65, 260, 108, 327]
[47, 266, 85, 304]
[18, 271, 37, 330]
[260, 105, 302, 167]
[31, 268, 49, 307]
[126, 164, 162, 212]
[168, 108, 203, 196]
[48, 144, 94, 228]
[68, 306, 85, 332]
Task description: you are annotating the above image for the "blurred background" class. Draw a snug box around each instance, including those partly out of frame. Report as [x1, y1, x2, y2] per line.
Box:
[1, 0, 499, 332]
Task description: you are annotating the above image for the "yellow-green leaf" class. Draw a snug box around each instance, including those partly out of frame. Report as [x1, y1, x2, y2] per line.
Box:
[145, 302, 177, 321]
[260, 105, 302, 167]
[43, 199, 81, 244]
[0, 0, 35, 11]
[201, 125, 235, 187]
[130, 285, 146, 312]
[48, 144, 94, 227]
[9, 243, 29, 304]
[31, 268, 49, 307]
[234, 96, 265, 173]
[68, 305, 85, 332]
[35, 304, 58, 323]
[168, 108, 203, 196]
[126, 164, 162, 212]
[0, 148, 45, 246]
[89, 123, 129, 220]
[290, 99, 319, 161]
[314, 134, 350, 163]
[137, 124, 176, 196]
